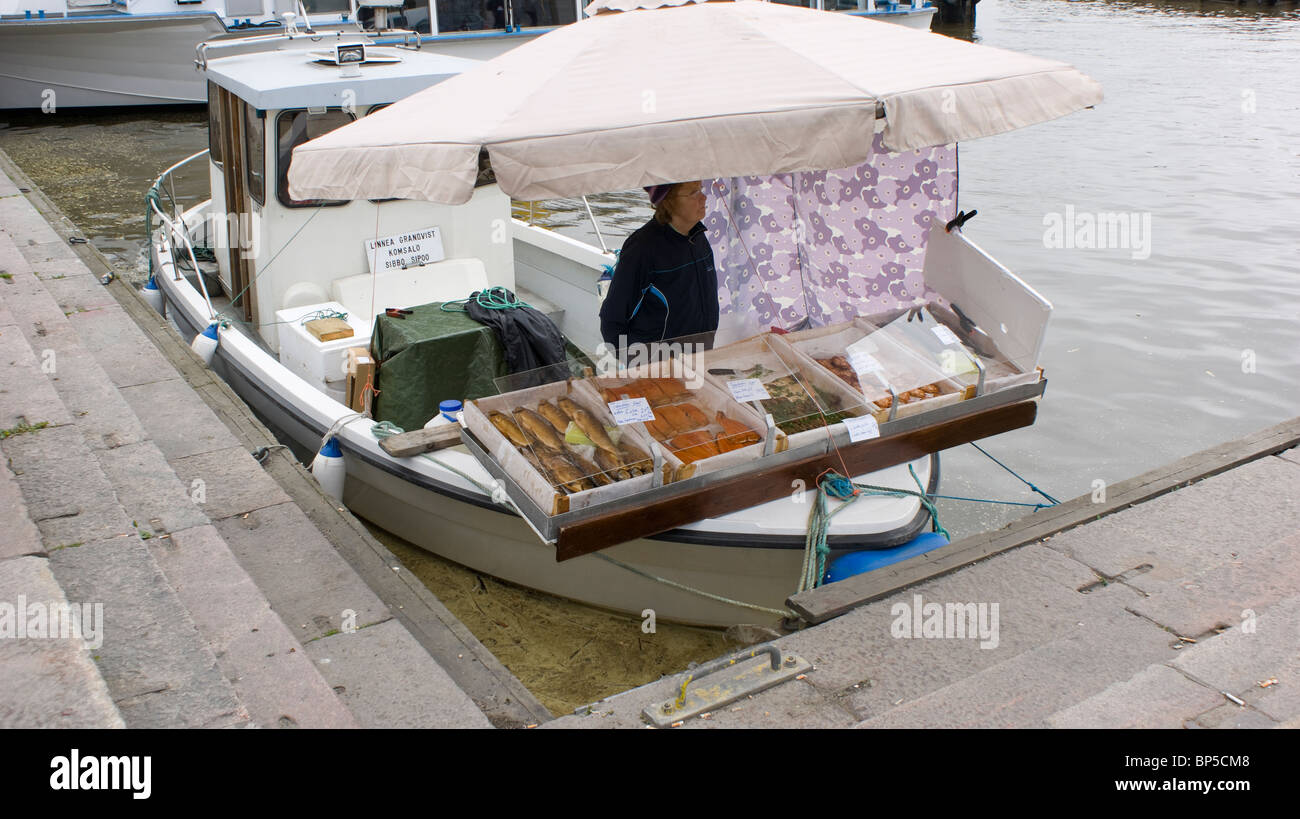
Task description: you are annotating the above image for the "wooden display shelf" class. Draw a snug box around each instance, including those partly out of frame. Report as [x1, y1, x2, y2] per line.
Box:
[552, 398, 1038, 561]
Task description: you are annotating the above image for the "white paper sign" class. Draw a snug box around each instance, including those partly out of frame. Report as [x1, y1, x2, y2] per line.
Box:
[931, 325, 962, 346]
[726, 378, 771, 403]
[364, 226, 445, 275]
[842, 415, 881, 443]
[608, 397, 655, 425]
[848, 350, 883, 375]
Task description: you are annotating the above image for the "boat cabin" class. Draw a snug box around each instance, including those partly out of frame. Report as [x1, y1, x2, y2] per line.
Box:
[201, 39, 517, 362]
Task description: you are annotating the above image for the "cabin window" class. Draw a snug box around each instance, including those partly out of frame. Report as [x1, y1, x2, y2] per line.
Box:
[276, 108, 355, 208]
[207, 82, 223, 167]
[300, 0, 351, 13]
[244, 105, 265, 206]
[434, 0, 495, 31]
[392, 0, 432, 33]
[525, 0, 578, 27]
[435, 0, 578, 30]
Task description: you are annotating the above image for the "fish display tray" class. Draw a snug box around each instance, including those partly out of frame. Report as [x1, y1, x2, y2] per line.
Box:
[590, 357, 777, 481]
[776, 318, 972, 424]
[460, 377, 1047, 560]
[696, 333, 872, 454]
[461, 378, 672, 517]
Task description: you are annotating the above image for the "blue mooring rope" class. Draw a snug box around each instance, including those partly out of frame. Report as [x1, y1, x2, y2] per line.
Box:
[968, 442, 1061, 505]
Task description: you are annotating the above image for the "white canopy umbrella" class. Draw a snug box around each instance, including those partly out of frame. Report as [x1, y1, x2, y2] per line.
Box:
[289, 0, 1101, 205]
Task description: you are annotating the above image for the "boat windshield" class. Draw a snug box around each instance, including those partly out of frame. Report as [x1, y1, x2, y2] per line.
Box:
[301, 0, 351, 13]
[431, 0, 579, 32]
[276, 109, 355, 208]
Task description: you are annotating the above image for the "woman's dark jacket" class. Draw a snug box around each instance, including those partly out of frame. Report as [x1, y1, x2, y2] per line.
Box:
[598, 218, 719, 347]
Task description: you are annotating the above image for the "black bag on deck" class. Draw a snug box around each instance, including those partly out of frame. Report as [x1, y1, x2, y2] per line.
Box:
[464, 290, 567, 377]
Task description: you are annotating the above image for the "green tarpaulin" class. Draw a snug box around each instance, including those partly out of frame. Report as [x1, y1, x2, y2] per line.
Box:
[370, 302, 591, 431]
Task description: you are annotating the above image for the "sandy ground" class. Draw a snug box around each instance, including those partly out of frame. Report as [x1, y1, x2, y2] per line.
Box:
[370, 526, 734, 715]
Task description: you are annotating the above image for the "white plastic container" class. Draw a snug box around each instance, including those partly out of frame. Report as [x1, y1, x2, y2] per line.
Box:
[423, 399, 463, 429]
[274, 301, 373, 393]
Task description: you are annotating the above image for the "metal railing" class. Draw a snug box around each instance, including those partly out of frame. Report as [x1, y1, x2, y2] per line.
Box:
[147, 149, 218, 321]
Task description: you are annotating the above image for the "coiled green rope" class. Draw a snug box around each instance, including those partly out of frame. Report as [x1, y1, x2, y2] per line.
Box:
[799, 468, 949, 593]
[440, 287, 534, 313]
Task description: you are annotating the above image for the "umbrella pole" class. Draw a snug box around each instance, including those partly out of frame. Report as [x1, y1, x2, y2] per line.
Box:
[582, 195, 609, 254]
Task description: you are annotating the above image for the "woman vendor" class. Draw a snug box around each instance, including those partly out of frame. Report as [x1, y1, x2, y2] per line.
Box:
[598, 182, 719, 349]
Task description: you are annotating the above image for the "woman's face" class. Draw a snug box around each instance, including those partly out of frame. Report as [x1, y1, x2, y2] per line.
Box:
[670, 181, 707, 225]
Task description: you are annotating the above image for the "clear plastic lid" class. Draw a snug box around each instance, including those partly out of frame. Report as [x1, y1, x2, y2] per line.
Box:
[700, 334, 862, 436]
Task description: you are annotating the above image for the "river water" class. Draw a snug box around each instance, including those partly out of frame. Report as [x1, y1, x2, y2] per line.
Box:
[2, 0, 1298, 712]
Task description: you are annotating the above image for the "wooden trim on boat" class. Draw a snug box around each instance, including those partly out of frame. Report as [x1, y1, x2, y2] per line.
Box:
[552, 399, 1039, 562]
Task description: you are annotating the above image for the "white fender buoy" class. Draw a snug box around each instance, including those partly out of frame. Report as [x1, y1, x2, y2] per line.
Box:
[191, 322, 219, 365]
[310, 437, 346, 501]
[141, 275, 164, 314]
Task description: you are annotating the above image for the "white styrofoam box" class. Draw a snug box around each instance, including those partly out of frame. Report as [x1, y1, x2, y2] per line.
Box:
[330, 257, 489, 322]
[275, 300, 373, 390]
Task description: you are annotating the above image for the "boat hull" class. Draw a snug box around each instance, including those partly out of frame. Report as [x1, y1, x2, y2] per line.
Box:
[0, 14, 229, 109]
[156, 264, 937, 628]
[851, 7, 937, 30]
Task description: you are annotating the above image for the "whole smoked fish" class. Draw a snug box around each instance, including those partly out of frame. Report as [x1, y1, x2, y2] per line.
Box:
[556, 397, 620, 457]
[516, 408, 565, 452]
[489, 411, 530, 448]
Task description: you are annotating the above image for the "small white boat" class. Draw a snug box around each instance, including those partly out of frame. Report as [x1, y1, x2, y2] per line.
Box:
[825, 0, 937, 30]
[148, 4, 1097, 626]
[0, 0, 555, 109]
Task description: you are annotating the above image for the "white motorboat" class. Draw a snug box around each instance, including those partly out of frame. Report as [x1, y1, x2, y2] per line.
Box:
[147, 4, 1098, 626]
[821, 0, 937, 30]
[0, 0, 556, 109]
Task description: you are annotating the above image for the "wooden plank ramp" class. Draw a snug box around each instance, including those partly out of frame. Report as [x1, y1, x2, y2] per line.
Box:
[377, 423, 463, 458]
[787, 415, 1300, 625]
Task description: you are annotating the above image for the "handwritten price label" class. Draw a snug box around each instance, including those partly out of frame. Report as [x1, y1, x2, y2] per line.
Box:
[848, 350, 883, 375]
[842, 415, 881, 443]
[726, 378, 771, 403]
[607, 397, 655, 425]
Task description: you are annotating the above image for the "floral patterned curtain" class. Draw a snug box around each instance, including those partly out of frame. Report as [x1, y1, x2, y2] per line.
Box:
[703, 133, 958, 330]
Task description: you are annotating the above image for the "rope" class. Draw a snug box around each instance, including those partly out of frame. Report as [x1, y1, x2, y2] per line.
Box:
[370, 420, 503, 498]
[440, 287, 534, 313]
[215, 204, 328, 331]
[968, 442, 1061, 505]
[590, 553, 794, 619]
[925, 493, 1053, 510]
[800, 469, 950, 592]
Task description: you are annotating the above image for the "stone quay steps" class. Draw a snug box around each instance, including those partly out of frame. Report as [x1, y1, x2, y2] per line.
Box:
[1, 159, 495, 728]
[0, 222, 354, 728]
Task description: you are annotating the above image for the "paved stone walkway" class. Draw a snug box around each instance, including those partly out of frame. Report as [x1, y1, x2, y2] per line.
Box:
[546, 444, 1300, 728]
[0, 155, 495, 728]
